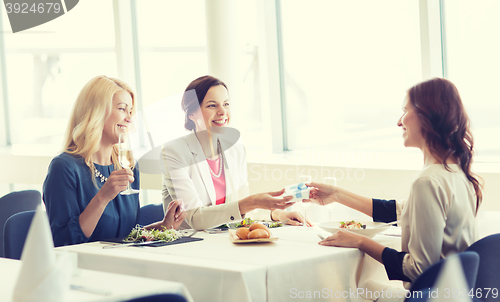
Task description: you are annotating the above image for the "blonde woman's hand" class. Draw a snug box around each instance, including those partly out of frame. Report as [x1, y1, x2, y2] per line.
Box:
[161, 199, 186, 230]
[97, 168, 134, 203]
[303, 182, 337, 206]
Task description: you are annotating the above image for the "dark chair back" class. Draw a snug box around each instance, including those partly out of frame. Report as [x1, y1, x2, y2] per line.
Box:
[408, 251, 479, 294]
[3, 211, 36, 260]
[138, 204, 164, 226]
[125, 293, 187, 302]
[0, 190, 41, 257]
[466, 233, 500, 302]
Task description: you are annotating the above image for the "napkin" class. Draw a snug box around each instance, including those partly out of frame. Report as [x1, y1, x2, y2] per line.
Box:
[429, 254, 472, 301]
[13, 205, 72, 302]
[282, 182, 311, 202]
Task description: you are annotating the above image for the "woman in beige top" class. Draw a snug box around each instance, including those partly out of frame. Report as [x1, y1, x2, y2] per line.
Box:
[307, 78, 482, 286]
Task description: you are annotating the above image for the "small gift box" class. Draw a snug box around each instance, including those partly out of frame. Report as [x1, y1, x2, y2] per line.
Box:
[282, 182, 311, 202]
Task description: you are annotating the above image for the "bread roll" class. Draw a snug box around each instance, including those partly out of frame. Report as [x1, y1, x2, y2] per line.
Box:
[248, 229, 270, 239]
[236, 227, 250, 240]
[249, 223, 270, 236]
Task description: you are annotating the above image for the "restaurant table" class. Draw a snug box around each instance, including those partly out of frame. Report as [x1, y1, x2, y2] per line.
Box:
[0, 257, 193, 302]
[57, 226, 404, 302]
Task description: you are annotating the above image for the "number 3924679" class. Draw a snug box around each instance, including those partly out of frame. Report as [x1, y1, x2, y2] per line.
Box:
[5, 2, 61, 14]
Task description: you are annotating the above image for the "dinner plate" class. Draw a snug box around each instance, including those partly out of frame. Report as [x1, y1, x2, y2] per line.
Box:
[228, 229, 279, 244]
[318, 221, 390, 238]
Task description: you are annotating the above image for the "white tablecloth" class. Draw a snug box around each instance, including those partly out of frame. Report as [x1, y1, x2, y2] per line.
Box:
[0, 257, 193, 302]
[58, 226, 403, 302]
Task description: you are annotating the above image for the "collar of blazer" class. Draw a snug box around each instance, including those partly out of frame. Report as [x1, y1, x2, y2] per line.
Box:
[185, 133, 237, 206]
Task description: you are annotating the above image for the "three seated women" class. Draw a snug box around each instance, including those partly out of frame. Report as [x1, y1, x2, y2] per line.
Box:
[42, 75, 482, 294]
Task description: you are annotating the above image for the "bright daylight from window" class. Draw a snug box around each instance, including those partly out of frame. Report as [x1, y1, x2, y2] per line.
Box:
[0, 0, 498, 166]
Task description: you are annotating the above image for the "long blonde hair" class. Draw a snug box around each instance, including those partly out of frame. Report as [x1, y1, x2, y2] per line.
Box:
[63, 75, 136, 184]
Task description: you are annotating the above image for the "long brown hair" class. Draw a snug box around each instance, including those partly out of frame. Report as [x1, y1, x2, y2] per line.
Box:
[408, 78, 482, 212]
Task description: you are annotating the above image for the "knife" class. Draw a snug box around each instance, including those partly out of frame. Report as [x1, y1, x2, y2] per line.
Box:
[70, 285, 112, 295]
[102, 240, 164, 249]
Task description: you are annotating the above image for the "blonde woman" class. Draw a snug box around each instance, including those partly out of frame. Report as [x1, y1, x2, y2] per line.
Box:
[43, 75, 185, 247]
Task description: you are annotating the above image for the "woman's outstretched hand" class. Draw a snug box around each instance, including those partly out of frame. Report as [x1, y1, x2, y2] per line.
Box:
[239, 188, 294, 215]
[303, 182, 337, 206]
[252, 188, 294, 210]
[161, 199, 186, 230]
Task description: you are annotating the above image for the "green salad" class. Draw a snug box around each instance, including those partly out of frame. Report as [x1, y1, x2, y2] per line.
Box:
[339, 220, 366, 229]
[216, 217, 285, 229]
[124, 225, 182, 242]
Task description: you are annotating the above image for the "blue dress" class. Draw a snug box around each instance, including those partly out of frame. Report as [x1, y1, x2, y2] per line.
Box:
[43, 152, 140, 247]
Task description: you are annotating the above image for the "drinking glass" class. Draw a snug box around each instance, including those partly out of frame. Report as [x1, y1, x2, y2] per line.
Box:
[118, 132, 140, 195]
[298, 175, 312, 227]
[323, 177, 337, 221]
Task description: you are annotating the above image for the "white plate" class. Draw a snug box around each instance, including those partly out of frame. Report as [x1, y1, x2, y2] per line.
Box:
[228, 229, 278, 244]
[318, 221, 390, 238]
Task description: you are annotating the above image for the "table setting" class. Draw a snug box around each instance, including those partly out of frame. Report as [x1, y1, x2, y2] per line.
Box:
[0, 205, 193, 302]
[58, 217, 403, 302]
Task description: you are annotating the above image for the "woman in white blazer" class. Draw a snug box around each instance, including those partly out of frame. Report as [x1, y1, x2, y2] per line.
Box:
[161, 75, 308, 230]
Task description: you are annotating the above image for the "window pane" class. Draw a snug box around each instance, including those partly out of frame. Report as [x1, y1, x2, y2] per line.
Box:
[135, 0, 208, 148]
[139, 52, 208, 108]
[135, 1, 264, 149]
[6, 53, 117, 145]
[136, 3, 207, 110]
[443, 0, 500, 160]
[280, 0, 422, 152]
[136, 0, 206, 48]
[2, 0, 116, 147]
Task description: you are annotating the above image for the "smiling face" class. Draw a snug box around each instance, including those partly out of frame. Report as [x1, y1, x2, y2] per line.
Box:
[102, 90, 133, 146]
[397, 96, 425, 150]
[189, 85, 230, 132]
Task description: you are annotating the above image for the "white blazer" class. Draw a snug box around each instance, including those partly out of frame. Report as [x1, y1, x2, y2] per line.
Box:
[161, 133, 270, 230]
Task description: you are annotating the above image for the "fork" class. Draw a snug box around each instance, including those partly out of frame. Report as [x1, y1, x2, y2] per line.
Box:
[373, 220, 400, 228]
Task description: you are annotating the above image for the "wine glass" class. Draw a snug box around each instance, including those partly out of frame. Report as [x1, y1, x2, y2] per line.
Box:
[323, 177, 337, 221]
[118, 132, 139, 195]
[299, 175, 312, 228]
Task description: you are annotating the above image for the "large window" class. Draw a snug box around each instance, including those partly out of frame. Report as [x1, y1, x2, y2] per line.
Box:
[443, 0, 500, 160]
[0, 1, 498, 164]
[0, 1, 267, 202]
[1, 0, 117, 150]
[280, 0, 422, 154]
